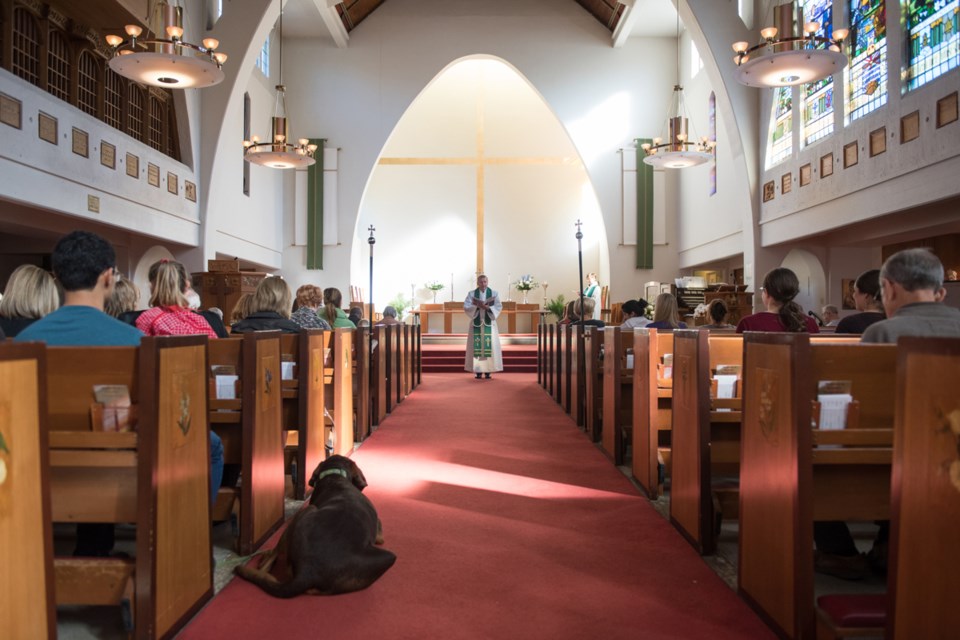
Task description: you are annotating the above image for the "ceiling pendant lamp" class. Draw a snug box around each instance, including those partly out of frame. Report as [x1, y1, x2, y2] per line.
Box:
[105, 1, 227, 89]
[642, 8, 716, 169]
[732, 1, 848, 88]
[242, 2, 317, 169]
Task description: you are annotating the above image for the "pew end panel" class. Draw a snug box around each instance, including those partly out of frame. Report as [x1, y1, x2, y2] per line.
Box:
[632, 329, 659, 497]
[327, 328, 355, 457]
[0, 342, 56, 639]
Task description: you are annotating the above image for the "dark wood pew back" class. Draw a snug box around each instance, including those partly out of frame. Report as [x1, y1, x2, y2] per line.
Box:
[0, 342, 55, 639]
[279, 330, 329, 499]
[583, 327, 602, 441]
[631, 329, 674, 497]
[601, 327, 632, 464]
[371, 326, 388, 426]
[327, 328, 355, 456]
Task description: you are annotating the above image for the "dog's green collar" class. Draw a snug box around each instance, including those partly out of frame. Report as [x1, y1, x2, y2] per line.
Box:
[316, 468, 349, 481]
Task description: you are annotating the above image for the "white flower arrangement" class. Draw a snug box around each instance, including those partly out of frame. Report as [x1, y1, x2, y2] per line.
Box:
[425, 280, 445, 292]
[693, 303, 710, 318]
[514, 274, 539, 292]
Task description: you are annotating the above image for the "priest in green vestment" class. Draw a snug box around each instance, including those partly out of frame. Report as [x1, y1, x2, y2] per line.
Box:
[463, 274, 503, 379]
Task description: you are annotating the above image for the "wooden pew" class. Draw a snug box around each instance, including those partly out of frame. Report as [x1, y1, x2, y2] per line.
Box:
[537, 323, 545, 387]
[326, 328, 355, 456]
[562, 324, 574, 415]
[545, 324, 555, 397]
[631, 329, 674, 498]
[583, 327, 603, 441]
[814, 337, 960, 639]
[0, 342, 56, 639]
[569, 324, 583, 427]
[47, 336, 213, 638]
[384, 324, 399, 414]
[208, 333, 285, 555]
[738, 333, 896, 639]
[601, 326, 633, 465]
[669, 330, 742, 554]
[553, 323, 565, 406]
[279, 330, 329, 500]
[354, 327, 371, 442]
[371, 325, 388, 426]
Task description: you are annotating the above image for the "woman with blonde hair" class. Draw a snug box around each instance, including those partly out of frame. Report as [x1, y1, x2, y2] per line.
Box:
[0, 264, 60, 337]
[646, 292, 687, 330]
[231, 276, 302, 334]
[290, 284, 332, 330]
[136, 260, 218, 338]
[321, 287, 356, 328]
[105, 274, 141, 323]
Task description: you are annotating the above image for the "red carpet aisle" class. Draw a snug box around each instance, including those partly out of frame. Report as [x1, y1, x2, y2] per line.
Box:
[180, 373, 774, 640]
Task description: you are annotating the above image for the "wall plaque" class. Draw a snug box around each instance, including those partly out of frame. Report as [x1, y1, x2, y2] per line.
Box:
[820, 153, 834, 178]
[0, 93, 22, 129]
[762, 180, 775, 202]
[38, 112, 57, 144]
[101, 141, 116, 169]
[799, 163, 812, 187]
[167, 171, 178, 195]
[937, 92, 958, 128]
[87, 194, 100, 213]
[148, 163, 160, 187]
[869, 127, 886, 157]
[781, 172, 792, 194]
[185, 180, 197, 202]
[126, 153, 139, 178]
[901, 111, 920, 143]
[843, 141, 858, 168]
[72, 127, 89, 157]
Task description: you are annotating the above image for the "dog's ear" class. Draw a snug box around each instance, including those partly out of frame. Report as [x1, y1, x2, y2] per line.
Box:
[351, 462, 368, 492]
[308, 462, 324, 488]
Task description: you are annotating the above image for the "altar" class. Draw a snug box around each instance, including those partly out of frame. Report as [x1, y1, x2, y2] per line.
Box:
[414, 301, 545, 334]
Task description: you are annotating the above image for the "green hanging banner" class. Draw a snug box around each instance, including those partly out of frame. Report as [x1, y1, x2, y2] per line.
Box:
[635, 138, 654, 269]
[306, 138, 326, 270]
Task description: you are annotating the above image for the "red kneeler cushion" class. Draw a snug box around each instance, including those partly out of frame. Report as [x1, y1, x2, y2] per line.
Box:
[817, 594, 888, 628]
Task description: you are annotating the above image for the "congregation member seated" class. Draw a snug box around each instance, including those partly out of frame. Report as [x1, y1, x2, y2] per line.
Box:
[646, 293, 686, 330]
[835, 269, 885, 334]
[348, 306, 364, 327]
[290, 284, 332, 330]
[814, 248, 960, 579]
[231, 277, 302, 334]
[320, 287, 357, 328]
[0, 264, 59, 337]
[558, 299, 578, 325]
[230, 292, 254, 326]
[186, 284, 229, 338]
[136, 260, 218, 338]
[16, 230, 145, 556]
[574, 298, 605, 328]
[105, 274, 141, 324]
[620, 299, 651, 329]
[700, 298, 735, 330]
[377, 305, 401, 325]
[736, 267, 819, 333]
[821, 304, 840, 327]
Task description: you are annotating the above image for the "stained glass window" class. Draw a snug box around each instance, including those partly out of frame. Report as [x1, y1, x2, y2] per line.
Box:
[905, 0, 959, 91]
[767, 86, 793, 168]
[847, 0, 887, 120]
[802, 0, 834, 145]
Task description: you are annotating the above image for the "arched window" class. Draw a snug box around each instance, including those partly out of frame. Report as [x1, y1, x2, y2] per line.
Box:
[167, 104, 180, 159]
[847, 0, 887, 122]
[800, 0, 835, 146]
[12, 8, 40, 86]
[46, 30, 71, 102]
[128, 85, 145, 143]
[77, 51, 100, 117]
[766, 86, 793, 168]
[905, 0, 959, 91]
[104, 68, 125, 130]
[148, 94, 164, 151]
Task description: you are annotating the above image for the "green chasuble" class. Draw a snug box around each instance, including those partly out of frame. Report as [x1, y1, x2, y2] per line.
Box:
[471, 287, 495, 360]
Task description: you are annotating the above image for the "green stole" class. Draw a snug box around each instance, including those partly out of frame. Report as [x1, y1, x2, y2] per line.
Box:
[471, 287, 494, 359]
[585, 284, 598, 298]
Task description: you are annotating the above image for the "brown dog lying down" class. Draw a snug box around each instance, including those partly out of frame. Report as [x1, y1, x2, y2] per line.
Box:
[235, 455, 396, 597]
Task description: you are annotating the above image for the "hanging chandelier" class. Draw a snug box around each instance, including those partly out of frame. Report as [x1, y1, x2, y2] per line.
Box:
[731, 1, 848, 88]
[105, 1, 227, 88]
[642, 9, 716, 169]
[242, 3, 317, 169]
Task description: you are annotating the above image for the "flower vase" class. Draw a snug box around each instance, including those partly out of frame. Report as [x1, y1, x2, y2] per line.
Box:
[521, 290, 528, 304]
[432, 291, 437, 303]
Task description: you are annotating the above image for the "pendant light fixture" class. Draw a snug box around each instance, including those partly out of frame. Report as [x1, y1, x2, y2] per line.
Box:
[732, 1, 848, 88]
[642, 6, 716, 169]
[242, 2, 317, 169]
[105, 1, 227, 89]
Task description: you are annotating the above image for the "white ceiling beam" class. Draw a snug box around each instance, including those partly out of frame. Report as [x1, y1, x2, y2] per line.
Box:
[314, 0, 348, 48]
[612, 0, 639, 48]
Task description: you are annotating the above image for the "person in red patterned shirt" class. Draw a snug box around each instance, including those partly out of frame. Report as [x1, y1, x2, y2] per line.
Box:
[135, 260, 218, 338]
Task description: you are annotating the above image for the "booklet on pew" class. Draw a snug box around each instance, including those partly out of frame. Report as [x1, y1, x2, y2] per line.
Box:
[281, 353, 296, 380]
[817, 380, 853, 431]
[92, 384, 136, 432]
[211, 364, 238, 400]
